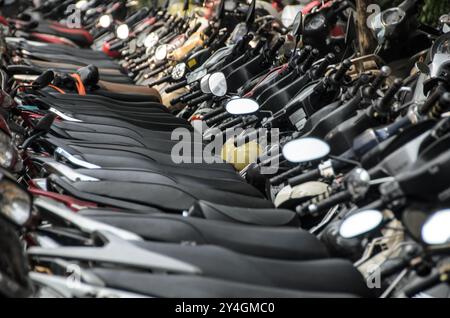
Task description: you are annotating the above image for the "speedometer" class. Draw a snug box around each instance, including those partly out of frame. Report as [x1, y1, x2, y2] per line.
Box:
[305, 14, 326, 32]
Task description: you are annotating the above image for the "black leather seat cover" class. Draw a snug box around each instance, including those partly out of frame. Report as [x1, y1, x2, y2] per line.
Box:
[44, 138, 241, 178]
[92, 269, 359, 298]
[75, 168, 264, 198]
[189, 200, 300, 226]
[79, 210, 326, 260]
[33, 21, 93, 47]
[49, 175, 274, 212]
[20, 41, 109, 59]
[124, 241, 373, 297]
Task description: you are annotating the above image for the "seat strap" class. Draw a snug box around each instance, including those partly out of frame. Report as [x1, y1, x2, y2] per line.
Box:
[70, 73, 86, 95]
[48, 84, 66, 94]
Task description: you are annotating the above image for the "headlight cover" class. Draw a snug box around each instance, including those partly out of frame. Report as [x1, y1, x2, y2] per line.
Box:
[0, 179, 31, 226]
[0, 133, 14, 169]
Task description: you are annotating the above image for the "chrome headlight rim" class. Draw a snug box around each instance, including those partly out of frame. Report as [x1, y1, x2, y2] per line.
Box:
[0, 132, 15, 169]
[0, 171, 32, 227]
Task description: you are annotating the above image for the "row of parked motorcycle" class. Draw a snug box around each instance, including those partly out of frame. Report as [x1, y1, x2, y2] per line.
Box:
[0, 0, 449, 298]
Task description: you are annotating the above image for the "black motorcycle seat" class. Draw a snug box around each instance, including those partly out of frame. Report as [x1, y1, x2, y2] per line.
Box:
[47, 109, 192, 131]
[92, 269, 359, 298]
[40, 89, 162, 105]
[29, 94, 173, 117]
[189, 200, 300, 227]
[20, 41, 109, 59]
[50, 121, 181, 141]
[24, 51, 119, 69]
[79, 210, 327, 260]
[26, 59, 133, 84]
[49, 175, 274, 212]
[57, 113, 193, 132]
[126, 241, 372, 297]
[36, 92, 165, 111]
[32, 21, 93, 47]
[50, 121, 205, 152]
[44, 138, 239, 177]
[75, 168, 264, 198]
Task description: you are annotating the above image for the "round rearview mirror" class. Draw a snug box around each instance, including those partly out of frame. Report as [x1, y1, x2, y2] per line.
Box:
[172, 63, 186, 80]
[339, 210, 384, 239]
[421, 209, 450, 245]
[144, 32, 158, 48]
[116, 24, 130, 40]
[225, 98, 260, 115]
[99, 15, 112, 28]
[200, 74, 212, 94]
[292, 12, 303, 38]
[155, 44, 168, 61]
[282, 138, 330, 163]
[208, 72, 227, 97]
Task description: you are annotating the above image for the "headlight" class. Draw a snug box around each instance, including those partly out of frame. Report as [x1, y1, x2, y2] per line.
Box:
[99, 15, 112, 28]
[381, 8, 405, 26]
[144, 32, 159, 48]
[0, 133, 14, 169]
[116, 24, 130, 40]
[155, 45, 168, 61]
[172, 63, 186, 80]
[0, 179, 31, 226]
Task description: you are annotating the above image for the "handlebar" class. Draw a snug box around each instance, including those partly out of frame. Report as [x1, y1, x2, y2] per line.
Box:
[165, 80, 188, 93]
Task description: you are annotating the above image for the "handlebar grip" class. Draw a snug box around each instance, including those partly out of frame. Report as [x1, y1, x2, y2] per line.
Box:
[216, 117, 242, 130]
[288, 169, 321, 187]
[270, 165, 304, 186]
[146, 65, 168, 78]
[201, 107, 226, 121]
[165, 80, 188, 93]
[295, 46, 313, 66]
[418, 88, 442, 115]
[204, 28, 219, 47]
[148, 74, 172, 87]
[377, 78, 403, 113]
[269, 37, 285, 57]
[432, 92, 450, 118]
[372, 66, 392, 91]
[333, 59, 352, 83]
[299, 191, 351, 216]
[403, 272, 442, 298]
[180, 90, 202, 103]
[205, 111, 232, 126]
[187, 94, 213, 106]
[301, 49, 319, 73]
[170, 95, 184, 106]
[313, 53, 335, 78]
[188, 22, 202, 37]
[379, 258, 410, 278]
